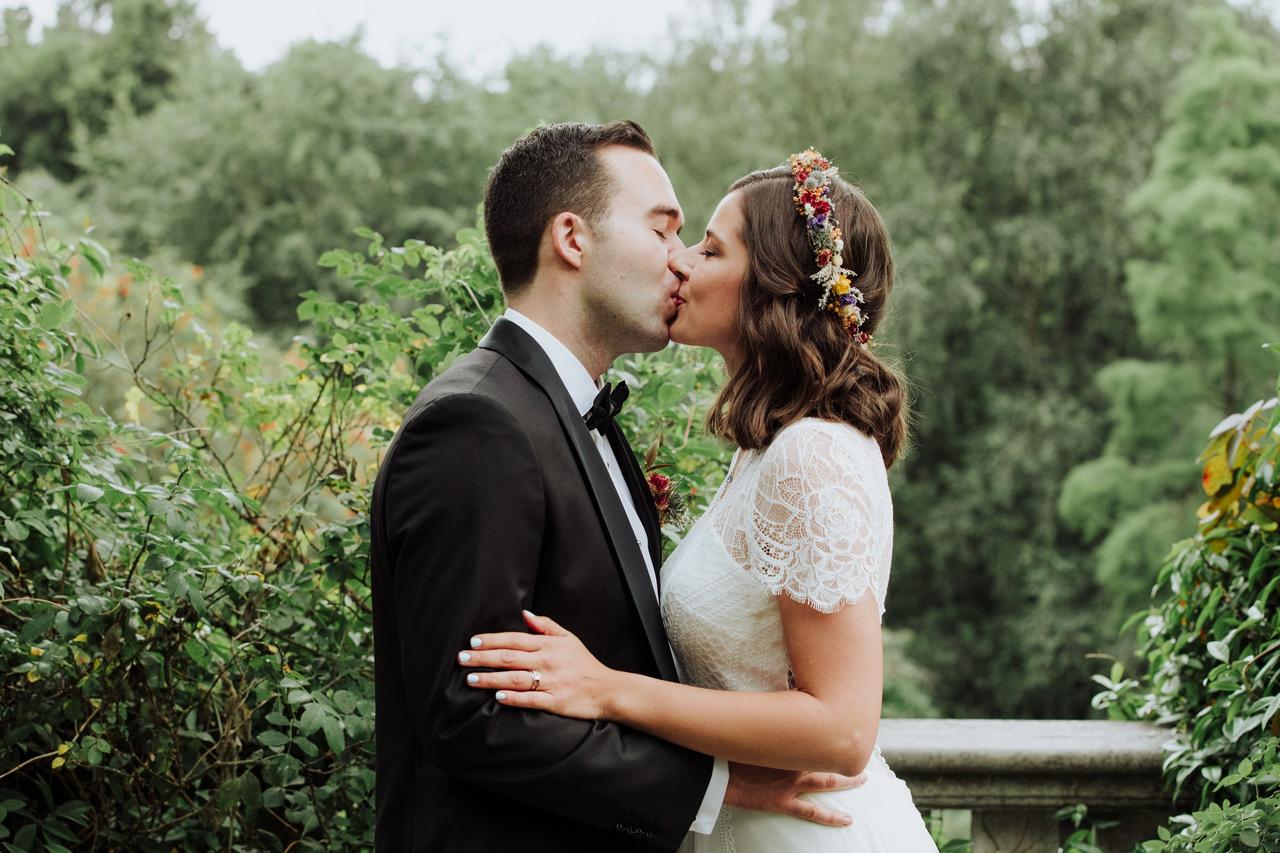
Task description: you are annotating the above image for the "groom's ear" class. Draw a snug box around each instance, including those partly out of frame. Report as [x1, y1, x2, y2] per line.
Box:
[547, 211, 588, 271]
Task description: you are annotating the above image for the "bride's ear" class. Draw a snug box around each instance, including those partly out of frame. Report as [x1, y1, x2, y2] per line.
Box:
[546, 212, 588, 271]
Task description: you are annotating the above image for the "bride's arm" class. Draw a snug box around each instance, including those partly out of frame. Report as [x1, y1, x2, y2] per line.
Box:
[458, 594, 883, 776]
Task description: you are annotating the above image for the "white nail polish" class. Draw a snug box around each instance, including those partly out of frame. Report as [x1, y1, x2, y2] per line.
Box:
[458, 651, 471, 663]
[522, 609, 535, 618]
[470, 636, 482, 648]
[466, 673, 479, 684]
[495, 691, 507, 701]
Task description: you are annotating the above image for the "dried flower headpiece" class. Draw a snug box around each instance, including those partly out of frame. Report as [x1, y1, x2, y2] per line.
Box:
[789, 148, 871, 345]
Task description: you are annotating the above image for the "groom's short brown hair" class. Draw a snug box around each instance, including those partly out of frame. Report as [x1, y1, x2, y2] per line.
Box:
[483, 120, 656, 296]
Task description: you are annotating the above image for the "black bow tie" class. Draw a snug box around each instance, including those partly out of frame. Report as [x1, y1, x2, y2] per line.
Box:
[583, 381, 629, 433]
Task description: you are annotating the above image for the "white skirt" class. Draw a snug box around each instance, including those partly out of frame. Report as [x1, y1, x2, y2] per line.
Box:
[681, 749, 938, 853]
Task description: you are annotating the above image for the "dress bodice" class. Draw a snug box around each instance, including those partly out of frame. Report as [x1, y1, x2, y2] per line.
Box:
[660, 418, 894, 692]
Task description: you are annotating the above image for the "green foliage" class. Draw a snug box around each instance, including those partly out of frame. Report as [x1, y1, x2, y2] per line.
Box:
[85, 41, 481, 328]
[1095, 366, 1280, 850]
[1124, 7, 1280, 386]
[1061, 5, 1280, 636]
[0, 0, 210, 181]
[0, 165, 382, 847]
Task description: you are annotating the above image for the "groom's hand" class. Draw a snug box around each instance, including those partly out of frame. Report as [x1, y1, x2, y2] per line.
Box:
[724, 762, 866, 827]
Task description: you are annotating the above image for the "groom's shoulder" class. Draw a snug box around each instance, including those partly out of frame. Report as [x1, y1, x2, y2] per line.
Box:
[399, 344, 531, 434]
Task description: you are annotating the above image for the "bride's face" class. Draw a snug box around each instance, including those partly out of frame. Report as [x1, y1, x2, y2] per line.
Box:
[667, 191, 749, 362]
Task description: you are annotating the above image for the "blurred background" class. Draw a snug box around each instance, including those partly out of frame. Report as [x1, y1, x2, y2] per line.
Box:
[3, 0, 1279, 723]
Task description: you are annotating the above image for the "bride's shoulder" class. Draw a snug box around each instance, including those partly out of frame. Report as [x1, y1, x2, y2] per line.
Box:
[765, 417, 881, 461]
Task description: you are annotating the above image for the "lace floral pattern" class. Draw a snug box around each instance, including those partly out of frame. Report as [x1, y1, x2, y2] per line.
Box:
[661, 418, 894, 695]
[715, 419, 891, 616]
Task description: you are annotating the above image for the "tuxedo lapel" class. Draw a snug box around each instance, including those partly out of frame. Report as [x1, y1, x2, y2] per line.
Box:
[603, 422, 664, 576]
[478, 319, 678, 682]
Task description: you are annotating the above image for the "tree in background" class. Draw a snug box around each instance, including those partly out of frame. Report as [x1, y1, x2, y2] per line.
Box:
[3, 0, 1277, 722]
[0, 0, 210, 180]
[876, 0, 1211, 716]
[83, 41, 485, 327]
[1060, 5, 1280, 631]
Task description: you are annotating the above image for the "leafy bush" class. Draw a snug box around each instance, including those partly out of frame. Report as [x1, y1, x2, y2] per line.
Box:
[1, 152, 387, 849]
[1094, 360, 1280, 851]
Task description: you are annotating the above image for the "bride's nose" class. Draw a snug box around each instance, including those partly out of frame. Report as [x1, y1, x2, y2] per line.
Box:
[668, 243, 695, 283]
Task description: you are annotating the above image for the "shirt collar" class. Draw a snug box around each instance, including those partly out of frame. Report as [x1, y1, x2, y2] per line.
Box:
[502, 307, 600, 417]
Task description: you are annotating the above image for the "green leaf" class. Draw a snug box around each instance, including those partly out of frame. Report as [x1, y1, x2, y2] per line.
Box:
[1195, 586, 1224, 633]
[4, 518, 29, 541]
[238, 771, 262, 811]
[183, 637, 209, 666]
[37, 301, 67, 331]
[332, 689, 358, 714]
[75, 483, 104, 503]
[316, 250, 347, 269]
[14, 822, 36, 848]
[322, 716, 345, 755]
[299, 704, 325, 736]
[256, 730, 290, 748]
[186, 585, 208, 618]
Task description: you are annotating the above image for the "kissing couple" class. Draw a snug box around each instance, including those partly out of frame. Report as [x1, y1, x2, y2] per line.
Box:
[370, 120, 937, 852]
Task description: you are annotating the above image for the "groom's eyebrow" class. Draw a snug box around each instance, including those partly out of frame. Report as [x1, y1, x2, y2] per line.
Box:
[649, 204, 684, 235]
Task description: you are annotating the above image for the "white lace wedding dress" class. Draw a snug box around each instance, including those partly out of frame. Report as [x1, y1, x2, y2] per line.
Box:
[662, 418, 937, 852]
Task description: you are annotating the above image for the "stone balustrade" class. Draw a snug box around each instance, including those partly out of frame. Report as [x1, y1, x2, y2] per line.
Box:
[879, 719, 1186, 852]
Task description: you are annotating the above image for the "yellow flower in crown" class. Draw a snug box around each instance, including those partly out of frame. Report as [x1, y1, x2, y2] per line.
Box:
[834, 275, 852, 295]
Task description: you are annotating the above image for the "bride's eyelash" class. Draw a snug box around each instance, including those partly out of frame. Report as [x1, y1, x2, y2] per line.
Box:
[699, 249, 716, 258]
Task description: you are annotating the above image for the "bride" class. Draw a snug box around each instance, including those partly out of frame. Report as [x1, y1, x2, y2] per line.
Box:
[457, 150, 937, 852]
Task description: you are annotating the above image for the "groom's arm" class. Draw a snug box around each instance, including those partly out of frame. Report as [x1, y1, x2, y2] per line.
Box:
[381, 391, 713, 848]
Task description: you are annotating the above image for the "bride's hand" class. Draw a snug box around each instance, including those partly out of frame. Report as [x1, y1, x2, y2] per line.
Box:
[458, 610, 619, 720]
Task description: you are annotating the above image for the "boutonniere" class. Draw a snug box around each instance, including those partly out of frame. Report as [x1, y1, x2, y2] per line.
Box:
[644, 440, 691, 529]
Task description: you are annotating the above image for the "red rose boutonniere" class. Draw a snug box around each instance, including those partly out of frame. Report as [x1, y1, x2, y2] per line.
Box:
[646, 468, 691, 529]
[643, 440, 691, 529]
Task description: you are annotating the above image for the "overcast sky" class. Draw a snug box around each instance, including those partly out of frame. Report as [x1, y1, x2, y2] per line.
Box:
[7, 0, 1279, 79]
[7, 0, 774, 78]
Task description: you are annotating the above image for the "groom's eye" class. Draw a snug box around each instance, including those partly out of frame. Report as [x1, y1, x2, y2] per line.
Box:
[653, 229, 666, 239]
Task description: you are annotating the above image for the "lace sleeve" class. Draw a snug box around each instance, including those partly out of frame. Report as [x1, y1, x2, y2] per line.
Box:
[741, 422, 892, 616]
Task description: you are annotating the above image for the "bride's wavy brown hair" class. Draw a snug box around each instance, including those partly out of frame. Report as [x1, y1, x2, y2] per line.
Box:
[705, 165, 909, 468]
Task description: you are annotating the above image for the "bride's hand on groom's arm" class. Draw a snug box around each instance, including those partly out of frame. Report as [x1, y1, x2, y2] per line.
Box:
[458, 609, 624, 721]
[459, 610, 868, 828]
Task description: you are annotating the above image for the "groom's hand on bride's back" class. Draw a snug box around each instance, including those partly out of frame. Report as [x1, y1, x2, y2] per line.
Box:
[725, 762, 866, 827]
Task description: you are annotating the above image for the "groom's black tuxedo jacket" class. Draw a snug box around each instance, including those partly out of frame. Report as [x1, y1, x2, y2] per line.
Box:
[370, 318, 714, 852]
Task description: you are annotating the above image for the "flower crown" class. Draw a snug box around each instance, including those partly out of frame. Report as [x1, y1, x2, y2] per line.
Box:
[789, 148, 871, 345]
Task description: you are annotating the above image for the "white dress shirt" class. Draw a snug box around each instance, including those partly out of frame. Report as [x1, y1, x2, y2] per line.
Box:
[502, 308, 728, 835]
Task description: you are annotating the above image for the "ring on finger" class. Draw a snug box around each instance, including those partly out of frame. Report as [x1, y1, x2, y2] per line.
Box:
[528, 669, 541, 691]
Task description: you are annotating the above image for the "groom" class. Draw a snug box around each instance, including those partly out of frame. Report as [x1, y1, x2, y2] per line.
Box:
[370, 120, 855, 852]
